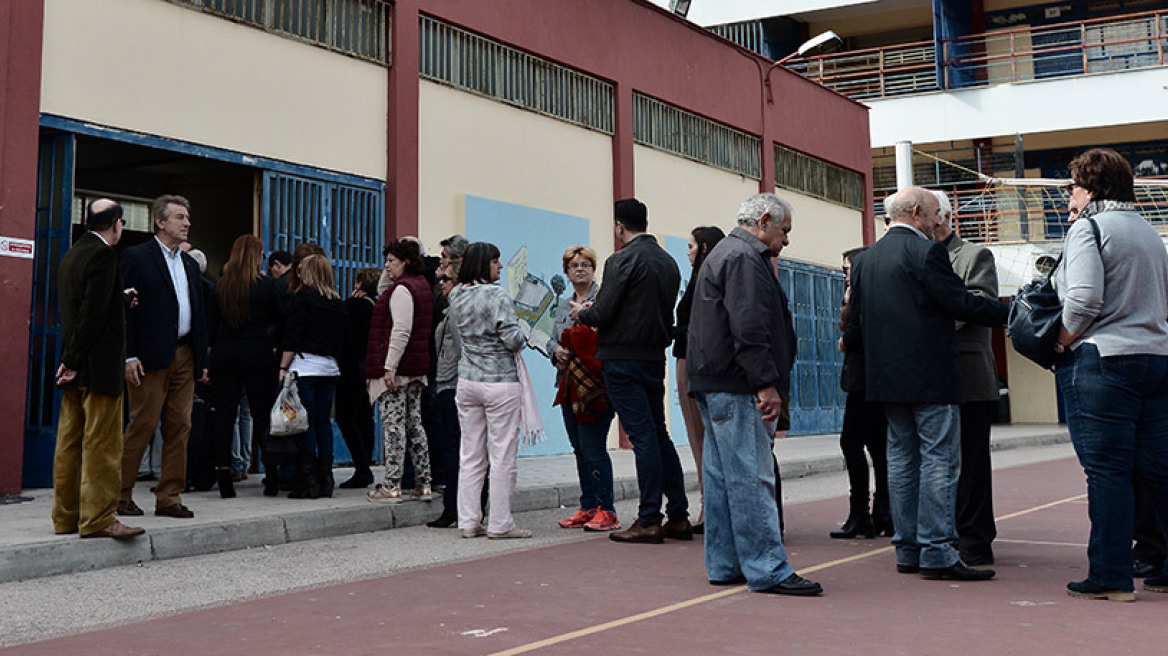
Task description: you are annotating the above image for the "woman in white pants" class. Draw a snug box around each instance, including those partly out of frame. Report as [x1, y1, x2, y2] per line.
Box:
[446, 242, 530, 539]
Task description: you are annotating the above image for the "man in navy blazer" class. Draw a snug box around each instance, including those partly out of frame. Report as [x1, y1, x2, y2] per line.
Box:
[847, 187, 1008, 582]
[117, 195, 209, 519]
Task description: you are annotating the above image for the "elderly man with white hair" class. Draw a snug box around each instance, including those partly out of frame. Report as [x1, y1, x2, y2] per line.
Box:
[686, 192, 822, 596]
[847, 186, 1008, 581]
[930, 190, 1001, 567]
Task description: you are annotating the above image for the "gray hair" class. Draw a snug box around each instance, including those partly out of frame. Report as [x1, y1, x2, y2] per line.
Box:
[440, 233, 470, 260]
[932, 189, 954, 226]
[886, 187, 933, 220]
[186, 248, 207, 274]
[736, 193, 791, 227]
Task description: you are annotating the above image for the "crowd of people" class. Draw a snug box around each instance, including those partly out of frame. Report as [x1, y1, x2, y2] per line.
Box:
[49, 147, 1167, 601]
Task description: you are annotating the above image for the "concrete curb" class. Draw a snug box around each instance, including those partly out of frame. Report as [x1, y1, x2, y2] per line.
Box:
[0, 429, 1069, 584]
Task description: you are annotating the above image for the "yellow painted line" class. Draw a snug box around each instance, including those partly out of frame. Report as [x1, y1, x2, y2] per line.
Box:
[489, 493, 1089, 655]
[996, 538, 1087, 548]
[994, 494, 1087, 522]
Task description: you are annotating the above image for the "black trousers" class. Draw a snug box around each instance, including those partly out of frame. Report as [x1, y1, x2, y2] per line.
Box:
[956, 400, 997, 557]
[1134, 468, 1168, 568]
[839, 390, 889, 510]
[207, 339, 279, 477]
[335, 374, 374, 475]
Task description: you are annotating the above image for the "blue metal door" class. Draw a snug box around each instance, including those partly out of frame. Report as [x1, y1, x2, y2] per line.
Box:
[261, 171, 384, 295]
[24, 133, 76, 487]
[778, 261, 846, 436]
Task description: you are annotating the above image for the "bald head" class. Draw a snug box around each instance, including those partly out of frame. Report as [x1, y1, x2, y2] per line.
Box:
[887, 186, 942, 239]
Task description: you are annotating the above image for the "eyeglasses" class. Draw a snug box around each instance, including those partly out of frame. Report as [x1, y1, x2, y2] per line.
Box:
[567, 261, 594, 270]
[437, 275, 453, 283]
[1062, 182, 1081, 198]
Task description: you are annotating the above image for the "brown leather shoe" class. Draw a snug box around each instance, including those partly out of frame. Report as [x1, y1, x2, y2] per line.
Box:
[662, 518, 694, 541]
[81, 521, 145, 539]
[609, 522, 663, 544]
[155, 503, 195, 519]
[117, 499, 144, 516]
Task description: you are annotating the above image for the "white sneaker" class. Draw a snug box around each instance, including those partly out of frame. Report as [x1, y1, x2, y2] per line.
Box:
[487, 528, 532, 540]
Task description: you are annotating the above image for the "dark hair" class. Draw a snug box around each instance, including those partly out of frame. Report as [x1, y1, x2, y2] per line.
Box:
[690, 226, 725, 272]
[355, 266, 381, 298]
[460, 242, 502, 284]
[387, 238, 425, 275]
[614, 198, 648, 233]
[842, 246, 868, 263]
[267, 250, 292, 267]
[85, 200, 123, 231]
[151, 195, 190, 232]
[1070, 148, 1136, 203]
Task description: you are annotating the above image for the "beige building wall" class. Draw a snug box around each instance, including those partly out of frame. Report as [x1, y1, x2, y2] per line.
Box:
[417, 81, 613, 257]
[40, 0, 387, 180]
[779, 193, 865, 267]
[1004, 348, 1060, 423]
[633, 145, 760, 244]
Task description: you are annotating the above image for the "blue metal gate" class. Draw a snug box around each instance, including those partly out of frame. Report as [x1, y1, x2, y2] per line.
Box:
[778, 260, 846, 436]
[24, 133, 75, 486]
[261, 171, 384, 294]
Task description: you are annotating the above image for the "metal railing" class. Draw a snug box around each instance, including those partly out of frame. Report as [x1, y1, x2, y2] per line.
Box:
[786, 40, 939, 100]
[943, 9, 1167, 89]
[785, 10, 1167, 99]
[775, 145, 865, 211]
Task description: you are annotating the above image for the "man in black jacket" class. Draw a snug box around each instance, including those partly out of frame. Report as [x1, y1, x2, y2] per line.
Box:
[687, 193, 821, 595]
[848, 186, 1008, 582]
[52, 199, 145, 540]
[577, 198, 688, 544]
[118, 195, 209, 520]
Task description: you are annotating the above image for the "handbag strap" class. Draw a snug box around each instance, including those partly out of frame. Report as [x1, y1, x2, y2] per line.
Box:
[1048, 217, 1102, 279]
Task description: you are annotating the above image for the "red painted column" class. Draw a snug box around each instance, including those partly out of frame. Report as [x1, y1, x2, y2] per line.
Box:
[611, 82, 635, 202]
[0, 0, 45, 492]
[386, 0, 420, 240]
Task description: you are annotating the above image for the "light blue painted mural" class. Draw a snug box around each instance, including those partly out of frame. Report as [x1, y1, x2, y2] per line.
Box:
[663, 234, 691, 447]
[465, 195, 590, 456]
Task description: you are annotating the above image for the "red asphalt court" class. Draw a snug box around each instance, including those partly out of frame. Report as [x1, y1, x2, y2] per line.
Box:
[9, 456, 1164, 656]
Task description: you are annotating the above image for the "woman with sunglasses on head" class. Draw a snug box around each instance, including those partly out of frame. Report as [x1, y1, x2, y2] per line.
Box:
[1055, 148, 1168, 602]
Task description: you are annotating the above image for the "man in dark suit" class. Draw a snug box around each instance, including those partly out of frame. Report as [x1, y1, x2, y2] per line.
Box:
[933, 191, 1001, 566]
[118, 195, 209, 519]
[848, 186, 1008, 581]
[52, 199, 145, 539]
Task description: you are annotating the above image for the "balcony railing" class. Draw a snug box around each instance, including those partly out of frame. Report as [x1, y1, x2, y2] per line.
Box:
[787, 9, 1167, 100]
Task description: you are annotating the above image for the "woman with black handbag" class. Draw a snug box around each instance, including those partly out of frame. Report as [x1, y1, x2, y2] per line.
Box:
[1054, 148, 1168, 602]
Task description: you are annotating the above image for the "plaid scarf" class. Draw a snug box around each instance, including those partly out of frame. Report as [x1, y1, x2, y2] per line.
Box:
[553, 324, 608, 423]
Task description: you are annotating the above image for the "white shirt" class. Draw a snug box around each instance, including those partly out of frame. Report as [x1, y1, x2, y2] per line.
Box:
[156, 237, 192, 338]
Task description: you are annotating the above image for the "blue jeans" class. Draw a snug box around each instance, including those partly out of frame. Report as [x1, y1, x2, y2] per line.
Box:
[602, 359, 688, 526]
[884, 402, 961, 569]
[297, 376, 338, 468]
[1056, 343, 1168, 590]
[697, 392, 793, 590]
[561, 403, 616, 512]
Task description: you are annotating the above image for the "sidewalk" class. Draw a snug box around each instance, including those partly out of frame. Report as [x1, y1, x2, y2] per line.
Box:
[0, 424, 1068, 583]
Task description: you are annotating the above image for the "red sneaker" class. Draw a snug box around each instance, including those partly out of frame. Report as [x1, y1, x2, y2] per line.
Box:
[558, 508, 596, 528]
[583, 509, 622, 532]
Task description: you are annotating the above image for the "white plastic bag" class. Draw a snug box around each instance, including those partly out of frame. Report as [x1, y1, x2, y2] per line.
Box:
[270, 372, 309, 436]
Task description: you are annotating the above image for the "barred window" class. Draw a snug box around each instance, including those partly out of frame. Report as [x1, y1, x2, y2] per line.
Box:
[419, 16, 614, 134]
[169, 0, 390, 64]
[633, 94, 761, 179]
[775, 145, 864, 210]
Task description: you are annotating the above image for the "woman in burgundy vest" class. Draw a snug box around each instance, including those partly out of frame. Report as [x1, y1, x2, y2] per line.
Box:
[365, 238, 434, 502]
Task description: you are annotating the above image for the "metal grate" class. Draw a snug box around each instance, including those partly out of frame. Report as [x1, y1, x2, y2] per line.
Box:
[633, 94, 761, 179]
[419, 16, 614, 134]
[708, 20, 767, 57]
[168, 0, 390, 64]
[774, 145, 864, 211]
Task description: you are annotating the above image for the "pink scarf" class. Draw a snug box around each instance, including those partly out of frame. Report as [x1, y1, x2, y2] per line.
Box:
[514, 352, 546, 447]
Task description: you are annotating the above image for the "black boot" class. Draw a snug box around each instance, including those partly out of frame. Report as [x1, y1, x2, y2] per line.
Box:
[872, 494, 895, 537]
[217, 468, 236, 499]
[339, 469, 373, 489]
[830, 497, 874, 539]
[288, 455, 320, 499]
[317, 463, 335, 499]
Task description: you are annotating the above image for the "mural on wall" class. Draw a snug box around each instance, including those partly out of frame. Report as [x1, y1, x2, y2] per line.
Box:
[465, 195, 589, 457]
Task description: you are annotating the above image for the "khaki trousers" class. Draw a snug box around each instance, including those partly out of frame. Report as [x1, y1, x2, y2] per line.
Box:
[52, 386, 124, 535]
[121, 344, 195, 508]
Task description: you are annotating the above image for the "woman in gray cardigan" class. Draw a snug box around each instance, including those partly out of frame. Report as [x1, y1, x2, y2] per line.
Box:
[1054, 148, 1168, 602]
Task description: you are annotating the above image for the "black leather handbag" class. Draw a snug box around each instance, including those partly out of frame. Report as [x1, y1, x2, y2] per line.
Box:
[1008, 218, 1100, 370]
